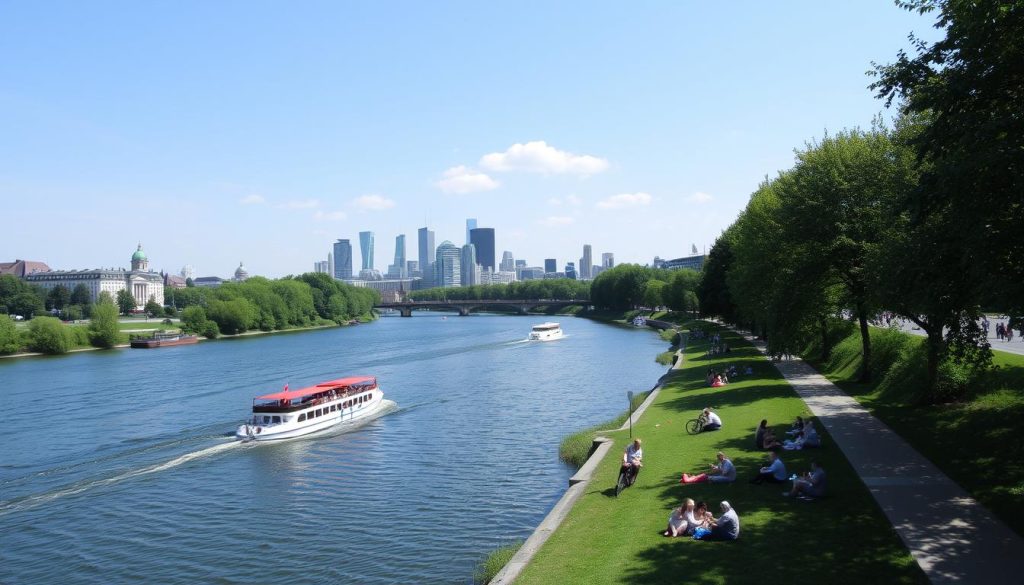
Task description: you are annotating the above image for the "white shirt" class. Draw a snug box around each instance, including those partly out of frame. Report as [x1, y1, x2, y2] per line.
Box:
[707, 412, 722, 426]
[625, 445, 643, 463]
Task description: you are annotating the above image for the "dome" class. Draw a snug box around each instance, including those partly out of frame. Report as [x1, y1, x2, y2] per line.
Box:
[131, 243, 147, 262]
[234, 262, 249, 280]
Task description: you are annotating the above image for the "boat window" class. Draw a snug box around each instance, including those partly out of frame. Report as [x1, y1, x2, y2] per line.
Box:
[298, 413, 306, 422]
[330, 405, 336, 412]
[263, 416, 270, 424]
[272, 416, 281, 423]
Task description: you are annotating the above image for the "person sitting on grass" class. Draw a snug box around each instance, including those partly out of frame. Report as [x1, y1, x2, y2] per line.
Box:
[664, 499, 695, 537]
[784, 460, 827, 498]
[754, 420, 782, 450]
[680, 451, 736, 484]
[784, 421, 821, 450]
[750, 452, 787, 484]
[786, 416, 805, 437]
[711, 374, 726, 387]
[706, 369, 717, 386]
[700, 409, 724, 432]
[704, 501, 740, 541]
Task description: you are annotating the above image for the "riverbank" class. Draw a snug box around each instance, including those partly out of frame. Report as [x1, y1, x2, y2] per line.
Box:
[509, 324, 924, 584]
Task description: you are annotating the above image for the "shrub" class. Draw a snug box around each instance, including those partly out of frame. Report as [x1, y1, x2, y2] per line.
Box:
[27, 316, 71, 354]
[66, 326, 90, 348]
[203, 321, 220, 339]
[474, 541, 523, 585]
[0, 315, 22, 354]
[88, 301, 121, 349]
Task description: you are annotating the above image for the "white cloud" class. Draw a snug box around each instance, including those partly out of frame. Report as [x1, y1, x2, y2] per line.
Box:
[687, 191, 713, 204]
[352, 194, 396, 211]
[566, 194, 583, 206]
[239, 194, 265, 205]
[277, 198, 320, 210]
[313, 210, 347, 222]
[480, 141, 609, 175]
[537, 216, 575, 227]
[547, 197, 563, 206]
[596, 192, 652, 209]
[436, 165, 500, 194]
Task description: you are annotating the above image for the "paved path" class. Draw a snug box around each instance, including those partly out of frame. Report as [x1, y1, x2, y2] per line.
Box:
[888, 317, 1024, 357]
[742, 334, 1024, 584]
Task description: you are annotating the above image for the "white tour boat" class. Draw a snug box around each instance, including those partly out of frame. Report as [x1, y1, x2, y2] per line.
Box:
[236, 376, 386, 441]
[528, 322, 564, 341]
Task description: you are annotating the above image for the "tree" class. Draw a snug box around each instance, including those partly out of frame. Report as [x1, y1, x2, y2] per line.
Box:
[872, 0, 1024, 314]
[181, 306, 209, 335]
[88, 299, 121, 348]
[641, 280, 666, 310]
[46, 285, 71, 311]
[10, 291, 44, 319]
[116, 289, 136, 316]
[0, 314, 21, 354]
[27, 316, 71, 354]
[185, 277, 194, 287]
[144, 295, 162, 317]
[70, 284, 92, 307]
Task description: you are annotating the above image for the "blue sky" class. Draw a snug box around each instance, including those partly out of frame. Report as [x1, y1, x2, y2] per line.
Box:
[0, 1, 941, 278]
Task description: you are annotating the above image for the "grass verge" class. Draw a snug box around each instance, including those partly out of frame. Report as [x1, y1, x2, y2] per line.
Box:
[559, 391, 651, 467]
[474, 540, 523, 584]
[803, 326, 1024, 536]
[517, 326, 925, 585]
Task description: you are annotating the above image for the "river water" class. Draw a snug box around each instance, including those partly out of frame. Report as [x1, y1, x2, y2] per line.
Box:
[0, 314, 667, 584]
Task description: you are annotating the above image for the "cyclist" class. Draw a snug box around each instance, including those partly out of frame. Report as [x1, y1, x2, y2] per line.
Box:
[702, 408, 722, 432]
[621, 438, 643, 484]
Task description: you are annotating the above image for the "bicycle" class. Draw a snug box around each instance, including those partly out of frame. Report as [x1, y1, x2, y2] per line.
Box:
[615, 463, 641, 497]
[686, 412, 709, 435]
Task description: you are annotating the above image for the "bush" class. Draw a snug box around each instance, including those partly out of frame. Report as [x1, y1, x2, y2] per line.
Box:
[474, 541, 523, 585]
[66, 326, 90, 348]
[89, 301, 121, 349]
[27, 316, 71, 354]
[203, 321, 220, 339]
[0, 315, 22, 354]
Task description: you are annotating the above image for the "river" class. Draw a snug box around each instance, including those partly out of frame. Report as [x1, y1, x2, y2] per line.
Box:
[0, 314, 667, 584]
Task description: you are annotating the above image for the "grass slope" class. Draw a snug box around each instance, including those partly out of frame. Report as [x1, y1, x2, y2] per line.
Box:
[804, 327, 1024, 536]
[515, 327, 924, 585]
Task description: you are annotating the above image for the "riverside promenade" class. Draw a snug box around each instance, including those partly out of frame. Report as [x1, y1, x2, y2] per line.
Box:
[742, 333, 1024, 583]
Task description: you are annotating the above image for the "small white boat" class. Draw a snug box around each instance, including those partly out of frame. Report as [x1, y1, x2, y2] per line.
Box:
[236, 376, 387, 441]
[528, 322, 563, 341]
[632, 316, 647, 327]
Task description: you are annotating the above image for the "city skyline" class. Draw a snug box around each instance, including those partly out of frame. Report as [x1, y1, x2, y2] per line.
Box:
[0, 3, 941, 278]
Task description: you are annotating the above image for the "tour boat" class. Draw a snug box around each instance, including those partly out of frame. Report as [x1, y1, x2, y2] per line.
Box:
[236, 376, 386, 441]
[129, 332, 199, 348]
[528, 322, 563, 341]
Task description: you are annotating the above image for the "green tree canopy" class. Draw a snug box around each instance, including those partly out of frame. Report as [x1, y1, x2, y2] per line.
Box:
[88, 299, 121, 348]
[27, 316, 71, 354]
[0, 314, 21, 354]
[116, 289, 136, 316]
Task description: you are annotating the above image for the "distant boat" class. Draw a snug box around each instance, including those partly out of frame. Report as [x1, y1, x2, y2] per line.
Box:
[529, 322, 563, 341]
[129, 332, 199, 348]
[236, 376, 387, 441]
[632, 316, 647, 327]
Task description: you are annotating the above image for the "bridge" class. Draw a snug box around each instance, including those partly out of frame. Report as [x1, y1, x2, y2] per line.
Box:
[375, 299, 590, 317]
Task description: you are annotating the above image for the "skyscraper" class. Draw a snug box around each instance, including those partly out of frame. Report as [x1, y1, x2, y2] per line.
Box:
[434, 240, 461, 287]
[333, 239, 353, 279]
[602, 253, 615, 268]
[544, 258, 557, 274]
[469, 227, 495, 272]
[388, 234, 407, 278]
[500, 251, 515, 273]
[565, 262, 577, 280]
[327, 251, 334, 278]
[581, 245, 593, 279]
[461, 243, 478, 286]
[418, 227, 435, 280]
[465, 218, 477, 245]
[359, 231, 375, 271]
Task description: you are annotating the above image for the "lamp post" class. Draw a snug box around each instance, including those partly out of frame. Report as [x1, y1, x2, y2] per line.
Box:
[627, 390, 634, 438]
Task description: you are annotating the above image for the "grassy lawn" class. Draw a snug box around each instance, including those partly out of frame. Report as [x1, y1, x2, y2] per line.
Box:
[806, 329, 1024, 537]
[516, 327, 924, 585]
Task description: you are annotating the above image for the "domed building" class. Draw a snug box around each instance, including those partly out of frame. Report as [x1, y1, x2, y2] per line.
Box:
[233, 262, 250, 282]
[25, 243, 165, 310]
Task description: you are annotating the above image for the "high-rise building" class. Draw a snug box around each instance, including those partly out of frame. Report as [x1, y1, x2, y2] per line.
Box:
[434, 241, 461, 287]
[500, 251, 515, 273]
[519, 266, 545, 280]
[581, 245, 593, 279]
[544, 258, 557, 274]
[314, 260, 330, 273]
[465, 218, 477, 245]
[327, 252, 334, 278]
[461, 244, 479, 286]
[333, 239, 353, 279]
[469, 227, 495, 271]
[602, 253, 615, 268]
[359, 231, 375, 271]
[565, 262, 577, 280]
[406, 260, 419, 277]
[388, 234, 407, 278]
[418, 227, 435, 281]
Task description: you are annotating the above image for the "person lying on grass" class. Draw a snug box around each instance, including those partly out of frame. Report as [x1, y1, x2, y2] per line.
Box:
[784, 460, 826, 498]
[754, 419, 782, 450]
[664, 499, 695, 537]
[750, 452, 787, 484]
[680, 451, 736, 484]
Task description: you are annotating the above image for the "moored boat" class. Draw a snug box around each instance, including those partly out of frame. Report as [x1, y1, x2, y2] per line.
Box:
[528, 322, 563, 341]
[129, 332, 199, 348]
[236, 376, 386, 441]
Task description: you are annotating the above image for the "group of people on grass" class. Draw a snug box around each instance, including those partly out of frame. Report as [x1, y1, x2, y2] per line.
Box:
[664, 499, 739, 541]
[756, 417, 821, 451]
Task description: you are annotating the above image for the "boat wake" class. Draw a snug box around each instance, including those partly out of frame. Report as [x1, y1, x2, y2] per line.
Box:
[0, 439, 243, 517]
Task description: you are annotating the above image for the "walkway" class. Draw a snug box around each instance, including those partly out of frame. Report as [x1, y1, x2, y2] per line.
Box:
[889, 317, 1024, 357]
[743, 334, 1024, 583]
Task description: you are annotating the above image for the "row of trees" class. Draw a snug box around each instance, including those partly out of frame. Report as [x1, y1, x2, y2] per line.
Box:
[698, 0, 1023, 402]
[167, 273, 379, 336]
[0, 274, 165, 321]
[409, 279, 590, 302]
[590, 265, 700, 313]
[0, 292, 122, 355]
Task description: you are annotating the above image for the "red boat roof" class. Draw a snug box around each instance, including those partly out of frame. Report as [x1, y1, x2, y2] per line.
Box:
[256, 376, 376, 401]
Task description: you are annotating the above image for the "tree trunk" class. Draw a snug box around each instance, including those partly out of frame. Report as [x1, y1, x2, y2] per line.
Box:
[857, 302, 872, 383]
[819, 316, 831, 361]
[924, 327, 944, 404]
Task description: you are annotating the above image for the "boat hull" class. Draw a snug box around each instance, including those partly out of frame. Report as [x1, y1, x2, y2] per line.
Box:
[130, 335, 199, 348]
[237, 389, 386, 441]
[529, 329, 563, 341]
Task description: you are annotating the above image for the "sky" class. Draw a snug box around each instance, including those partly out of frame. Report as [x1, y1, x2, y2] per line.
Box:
[0, 1, 943, 278]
